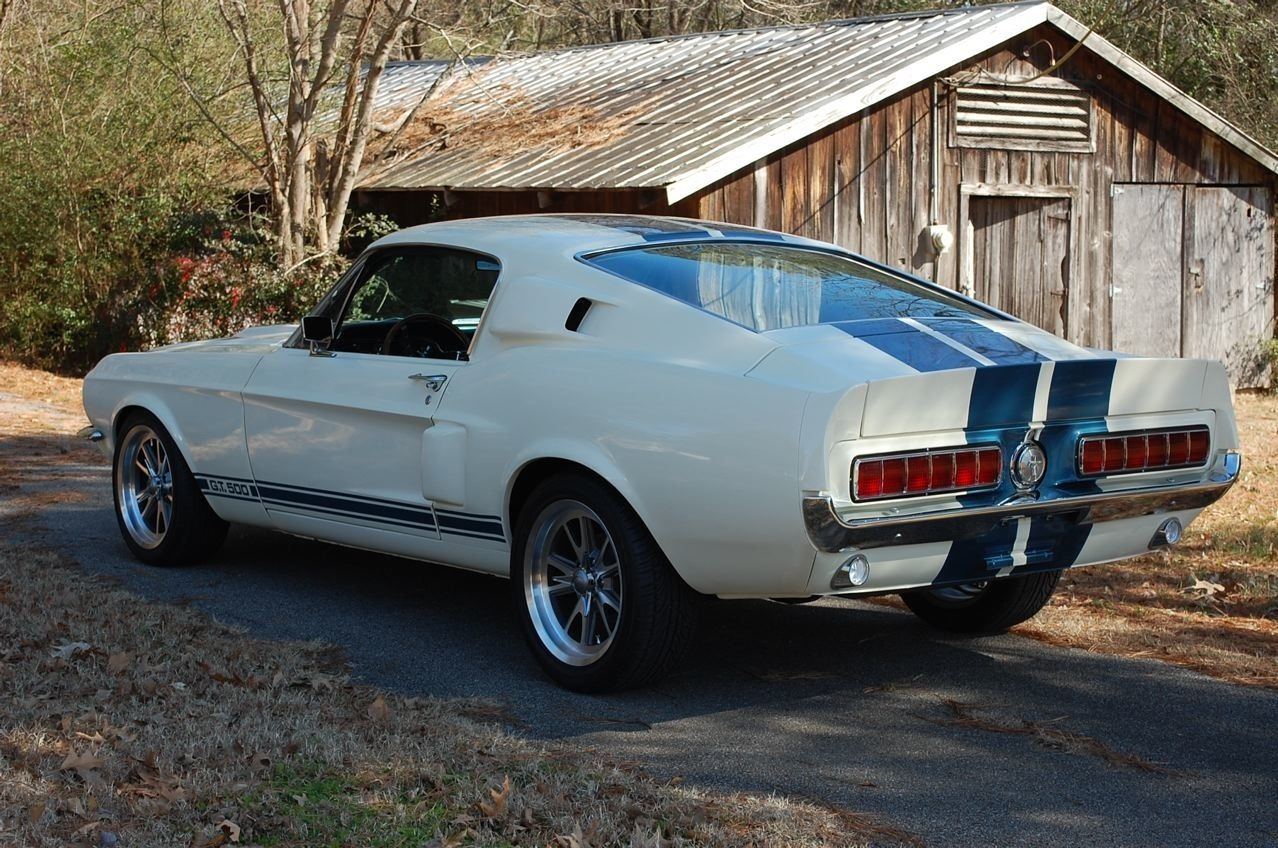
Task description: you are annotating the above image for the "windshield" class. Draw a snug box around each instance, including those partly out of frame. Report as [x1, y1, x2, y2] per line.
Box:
[585, 242, 992, 331]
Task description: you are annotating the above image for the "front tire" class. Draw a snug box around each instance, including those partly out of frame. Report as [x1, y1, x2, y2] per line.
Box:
[112, 412, 228, 566]
[511, 473, 698, 693]
[901, 570, 1061, 633]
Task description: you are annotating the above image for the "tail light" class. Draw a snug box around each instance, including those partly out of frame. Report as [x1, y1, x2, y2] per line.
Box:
[853, 445, 1001, 501]
[1077, 427, 1209, 477]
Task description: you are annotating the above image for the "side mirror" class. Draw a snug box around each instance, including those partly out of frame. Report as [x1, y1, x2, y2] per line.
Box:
[301, 316, 335, 357]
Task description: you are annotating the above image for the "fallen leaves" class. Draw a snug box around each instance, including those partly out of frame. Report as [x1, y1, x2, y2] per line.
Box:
[106, 652, 131, 674]
[60, 749, 105, 785]
[479, 775, 512, 819]
[51, 641, 93, 660]
[366, 694, 391, 722]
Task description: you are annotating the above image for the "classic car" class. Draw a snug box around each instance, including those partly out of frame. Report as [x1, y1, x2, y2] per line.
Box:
[81, 214, 1241, 692]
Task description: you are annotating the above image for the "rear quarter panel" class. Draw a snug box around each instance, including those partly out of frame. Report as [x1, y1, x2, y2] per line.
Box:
[444, 345, 816, 595]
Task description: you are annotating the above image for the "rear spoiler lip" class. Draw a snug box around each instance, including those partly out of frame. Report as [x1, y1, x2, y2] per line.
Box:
[803, 451, 1240, 553]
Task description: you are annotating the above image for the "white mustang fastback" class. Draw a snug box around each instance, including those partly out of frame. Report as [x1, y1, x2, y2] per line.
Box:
[82, 214, 1241, 691]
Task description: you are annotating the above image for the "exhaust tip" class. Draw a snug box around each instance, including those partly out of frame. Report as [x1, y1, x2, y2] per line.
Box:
[1149, 517, 1183, 548]
[831, 554, 870, 590]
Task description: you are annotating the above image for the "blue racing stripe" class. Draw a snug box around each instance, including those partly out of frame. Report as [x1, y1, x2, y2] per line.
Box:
[833, 319, 982, 372]
[966, 362, 1041, 430]
[260, 498, 437, 533]
[922, 318, 1048, 365]
[1046, 359, 1117, 420]
[1019, 514, 1093, 572]
[256, 483, 437, 529]
[933, 519, 1021, 585]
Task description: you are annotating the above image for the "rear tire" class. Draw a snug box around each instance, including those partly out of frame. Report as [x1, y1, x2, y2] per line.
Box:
[112, 412, 228, 566]
[510, 473, 698, 692]
[901, 571, 1061, 633]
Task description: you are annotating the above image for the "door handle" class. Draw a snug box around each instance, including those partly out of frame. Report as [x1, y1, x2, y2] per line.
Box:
[408, 373, 447, 391]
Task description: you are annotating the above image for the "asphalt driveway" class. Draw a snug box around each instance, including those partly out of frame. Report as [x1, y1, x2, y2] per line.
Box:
[5, 435, 1277, 847]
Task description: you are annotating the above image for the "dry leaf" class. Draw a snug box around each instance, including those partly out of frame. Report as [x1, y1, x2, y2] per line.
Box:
[217, 819, 241, 843]
[61, 750, 105, 781]
[107, 652, 130, 674]
[1186, 578, 1226, 596]
[51, 641, 92, 660]
[27, 803, 44, 824]
[479, 775, 511, 819]
[367, 695, 391, 722]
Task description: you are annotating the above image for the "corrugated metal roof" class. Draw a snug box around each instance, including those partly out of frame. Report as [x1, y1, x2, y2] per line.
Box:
[356, 1, 1278, 202]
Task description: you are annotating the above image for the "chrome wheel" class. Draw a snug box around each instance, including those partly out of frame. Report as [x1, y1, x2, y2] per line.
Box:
[115, 425, 174, 550]
[927, 581, 990, 607]
[524, 500, 623, 667]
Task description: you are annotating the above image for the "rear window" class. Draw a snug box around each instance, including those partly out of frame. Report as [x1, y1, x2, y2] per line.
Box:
[585, 242, 990, 331]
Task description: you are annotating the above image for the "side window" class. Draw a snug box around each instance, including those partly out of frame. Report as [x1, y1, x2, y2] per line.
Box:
[333, 247, 501, 358]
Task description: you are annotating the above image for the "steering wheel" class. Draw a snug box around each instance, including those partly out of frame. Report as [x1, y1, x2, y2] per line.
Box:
[381, 313, 470, 358]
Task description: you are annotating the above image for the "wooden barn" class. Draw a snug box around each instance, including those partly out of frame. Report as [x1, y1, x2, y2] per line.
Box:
[353, 0, 1278, 386]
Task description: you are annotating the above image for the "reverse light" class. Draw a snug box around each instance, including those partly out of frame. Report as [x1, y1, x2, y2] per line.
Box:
[1077, 427, 1210, 477]
[853, 445, 1001, 501]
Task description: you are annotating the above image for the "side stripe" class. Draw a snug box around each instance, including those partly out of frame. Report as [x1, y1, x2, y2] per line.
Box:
[194, 473, 505, 542]
[256, 483, 437, 529]
[260, 499, 436, 534]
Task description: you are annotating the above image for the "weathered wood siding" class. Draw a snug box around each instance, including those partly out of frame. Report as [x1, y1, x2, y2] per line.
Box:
[695, 24, 1276, 356]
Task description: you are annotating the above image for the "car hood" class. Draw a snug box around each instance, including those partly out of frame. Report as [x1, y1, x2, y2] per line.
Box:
[144, 324, 297, 355]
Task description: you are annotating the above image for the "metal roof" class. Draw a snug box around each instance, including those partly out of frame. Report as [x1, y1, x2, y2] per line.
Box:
[357, 1, 1278, 203]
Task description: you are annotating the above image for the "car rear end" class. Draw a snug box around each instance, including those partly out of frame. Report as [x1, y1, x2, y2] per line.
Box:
[800, 353, 1240, 597]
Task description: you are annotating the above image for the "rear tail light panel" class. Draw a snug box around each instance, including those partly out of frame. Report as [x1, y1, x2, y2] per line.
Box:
[853, 445, 1001, 502]
[1077, 427, 1210, 477]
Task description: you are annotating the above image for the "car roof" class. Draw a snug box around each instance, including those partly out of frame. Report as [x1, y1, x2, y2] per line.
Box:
[369, 213, 819, 256]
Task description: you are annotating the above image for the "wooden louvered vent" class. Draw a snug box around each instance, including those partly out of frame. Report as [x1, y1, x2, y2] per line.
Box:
[951, 79, 1094, 152]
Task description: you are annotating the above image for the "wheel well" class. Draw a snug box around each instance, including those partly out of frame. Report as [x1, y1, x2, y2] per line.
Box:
[507, 458, 623, 528]
[111, 405, 195, 469]
[113, 405, 151, 441]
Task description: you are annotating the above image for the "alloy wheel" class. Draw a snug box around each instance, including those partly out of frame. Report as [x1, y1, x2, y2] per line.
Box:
[524, 500, 623, 666]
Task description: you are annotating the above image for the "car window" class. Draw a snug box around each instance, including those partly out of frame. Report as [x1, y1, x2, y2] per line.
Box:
[315, 246, 501, 358]
[585, 242, 991, 332]
[344, 248, 500, 326]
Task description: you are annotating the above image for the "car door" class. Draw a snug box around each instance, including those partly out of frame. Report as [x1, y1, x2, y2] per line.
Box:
[241, 245, 498, 562]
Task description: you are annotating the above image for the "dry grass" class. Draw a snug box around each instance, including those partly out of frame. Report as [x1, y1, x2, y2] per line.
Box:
[1017, 392, 1278, 688]
[1, 360, 904, 846]
[0, 542, 901, 848]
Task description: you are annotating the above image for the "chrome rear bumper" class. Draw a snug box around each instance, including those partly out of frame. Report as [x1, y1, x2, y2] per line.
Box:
[804, 451, 1240, 553]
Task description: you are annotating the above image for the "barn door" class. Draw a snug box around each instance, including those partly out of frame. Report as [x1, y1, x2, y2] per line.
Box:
[1111, 184, 1274, 387]
[967, 194, 1070, 337]
[1183, 186, 1274, 387]
[1112, 185, 1184, 357]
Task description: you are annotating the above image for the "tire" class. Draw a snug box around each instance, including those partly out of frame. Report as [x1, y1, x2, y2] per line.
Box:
[112, 411, 228, 566]
[901, 570, 1061, 634]
[510, 473, 699, 693]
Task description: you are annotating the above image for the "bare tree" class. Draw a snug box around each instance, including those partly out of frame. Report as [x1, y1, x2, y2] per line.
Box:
[211, 0, 420, 267]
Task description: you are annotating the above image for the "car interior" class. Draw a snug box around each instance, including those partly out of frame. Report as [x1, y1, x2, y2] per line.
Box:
[325, 247, 500, 360]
